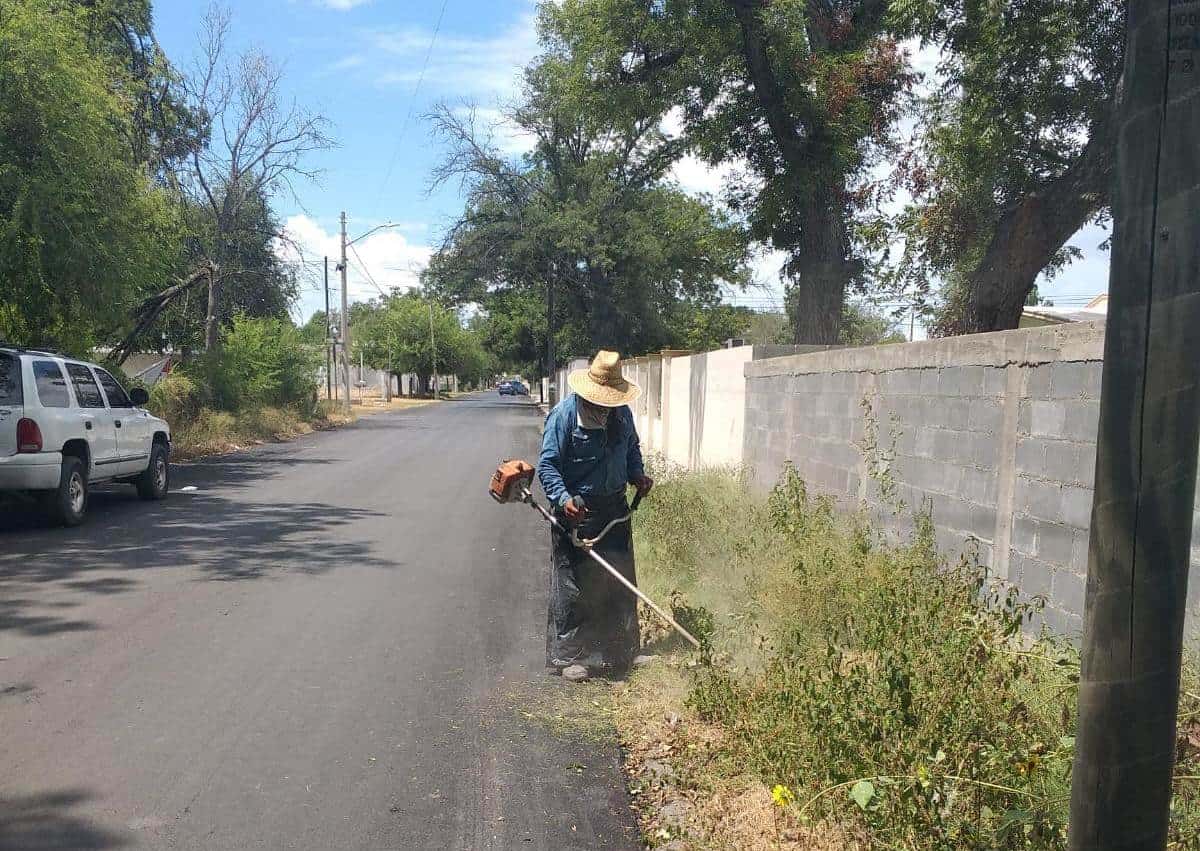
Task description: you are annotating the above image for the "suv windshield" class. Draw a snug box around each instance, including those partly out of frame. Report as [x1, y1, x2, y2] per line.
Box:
[0, 353, 21, 406]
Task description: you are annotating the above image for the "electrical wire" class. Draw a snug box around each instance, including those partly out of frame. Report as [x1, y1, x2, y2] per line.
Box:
[348, 243, 390, 299]
[373, 0, 451, 213]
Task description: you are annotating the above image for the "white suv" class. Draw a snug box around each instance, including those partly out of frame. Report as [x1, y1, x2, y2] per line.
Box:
[0, 346, 171, 526]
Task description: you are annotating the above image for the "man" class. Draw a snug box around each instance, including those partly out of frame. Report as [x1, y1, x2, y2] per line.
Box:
[537, 351, 654, 682]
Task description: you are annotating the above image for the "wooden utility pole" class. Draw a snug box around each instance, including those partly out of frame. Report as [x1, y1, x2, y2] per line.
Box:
[1069, 2, 1200, 847]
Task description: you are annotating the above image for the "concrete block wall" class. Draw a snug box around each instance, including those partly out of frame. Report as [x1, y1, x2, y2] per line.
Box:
[744, 321, 1200, 638]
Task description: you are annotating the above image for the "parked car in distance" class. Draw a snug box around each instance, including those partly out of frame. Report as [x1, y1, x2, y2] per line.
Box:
[498, 380, 528, 396]
[0, 346, 172, 526]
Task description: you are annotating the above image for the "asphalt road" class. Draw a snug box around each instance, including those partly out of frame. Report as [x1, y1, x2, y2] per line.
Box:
[0, 395, 638, 851]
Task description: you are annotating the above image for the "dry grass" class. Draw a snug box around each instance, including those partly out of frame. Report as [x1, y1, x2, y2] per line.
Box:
[351, 397, 439, 416]
[169, 403, 354, 461]
[612, 659, 862, 850]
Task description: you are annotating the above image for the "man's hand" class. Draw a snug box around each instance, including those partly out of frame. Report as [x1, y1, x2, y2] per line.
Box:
[631, 475, 654, 496]
[562, 497, 587, 521]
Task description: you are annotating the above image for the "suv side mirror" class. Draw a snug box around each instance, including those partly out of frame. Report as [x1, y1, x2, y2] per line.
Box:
[129, 387, 150, 406]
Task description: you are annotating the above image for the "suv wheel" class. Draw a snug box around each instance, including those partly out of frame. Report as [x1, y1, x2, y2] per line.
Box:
[46, 456, 88, 527]
[136, 442, 170, 500]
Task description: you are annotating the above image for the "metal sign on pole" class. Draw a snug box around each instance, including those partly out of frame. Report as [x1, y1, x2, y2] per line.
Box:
[1068, 3, 1200, 847]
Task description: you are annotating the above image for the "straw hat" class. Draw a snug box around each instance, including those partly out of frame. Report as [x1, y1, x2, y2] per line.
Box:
[568, 350, 641, 408]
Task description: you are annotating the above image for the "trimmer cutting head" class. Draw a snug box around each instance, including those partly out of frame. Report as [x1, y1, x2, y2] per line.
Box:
[489, 459, 535, 503]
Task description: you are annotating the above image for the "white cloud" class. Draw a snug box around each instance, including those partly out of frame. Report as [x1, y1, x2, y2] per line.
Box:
[454, 106, 537, 157]
[670, 155, 739, 198]
[317, 0, 373, 10]
[359, 8, 541, 101]
[278, 214, 433, 320]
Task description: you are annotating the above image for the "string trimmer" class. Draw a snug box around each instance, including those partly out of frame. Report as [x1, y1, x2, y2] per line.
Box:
[489, 459, 701, 649]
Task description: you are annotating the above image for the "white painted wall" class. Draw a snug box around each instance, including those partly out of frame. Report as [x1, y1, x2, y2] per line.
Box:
[698, 346, 756, 467]
[664, 355, 692, 467]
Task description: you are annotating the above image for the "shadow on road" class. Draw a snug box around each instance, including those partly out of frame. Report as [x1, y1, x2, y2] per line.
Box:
[0, 789, 127, 850]
[0, 451, 391, 638]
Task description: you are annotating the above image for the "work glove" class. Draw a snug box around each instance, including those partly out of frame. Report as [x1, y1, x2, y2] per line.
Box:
[631, 475, 654, 496]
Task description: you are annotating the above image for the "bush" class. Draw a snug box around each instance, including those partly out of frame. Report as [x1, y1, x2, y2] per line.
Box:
[631, 463, 1200, 849]
[192, 315, 319, 412]
[147, 372, 205, 428]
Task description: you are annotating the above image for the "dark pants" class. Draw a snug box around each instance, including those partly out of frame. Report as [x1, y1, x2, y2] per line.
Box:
[546, 492, 640, 671]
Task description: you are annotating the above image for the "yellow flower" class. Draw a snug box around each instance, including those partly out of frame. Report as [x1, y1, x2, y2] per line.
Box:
[771, 784, 795, 807]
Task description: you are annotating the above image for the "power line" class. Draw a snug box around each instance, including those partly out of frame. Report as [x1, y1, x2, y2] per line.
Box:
[373, 0, 451, 213]
[348, 243, 389, 299]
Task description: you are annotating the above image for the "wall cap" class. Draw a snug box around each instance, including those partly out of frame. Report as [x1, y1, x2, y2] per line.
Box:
[745, 321, 1106, 378]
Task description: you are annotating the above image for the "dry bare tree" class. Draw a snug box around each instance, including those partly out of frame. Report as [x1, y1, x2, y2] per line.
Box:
[181, 5, 335, 351]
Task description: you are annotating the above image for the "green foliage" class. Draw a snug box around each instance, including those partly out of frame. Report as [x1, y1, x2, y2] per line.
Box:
[539, 0, 916, 342]
[188, 315, 318, 412]
[743, 311, 791, 346]
[634, 464, 1200, 848]
[841, 303, 908, 346]
[298, 311, 330, 345]
[878, 0, 1123, 331]
[424, 71, 752, 369]
[352, 292, 490, 386]
[0, 0, 181, 350]
[672, 304, 754, 352]
[147, 372, 204, 429]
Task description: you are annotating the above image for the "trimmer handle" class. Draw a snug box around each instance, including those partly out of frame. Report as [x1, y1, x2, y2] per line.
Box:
[630, 490, 644, 512]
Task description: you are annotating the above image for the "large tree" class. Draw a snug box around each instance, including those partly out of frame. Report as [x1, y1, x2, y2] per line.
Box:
[70, 0, 203, 177]
[112, 5, 335, 362]
[177, 6, 333, 351]
[884, 0, 1124, 334]
[424, 81, 751, 374]
[352, 293, 490, 393]
[538, 0, 915, 343]
[0, 0, 180, 350]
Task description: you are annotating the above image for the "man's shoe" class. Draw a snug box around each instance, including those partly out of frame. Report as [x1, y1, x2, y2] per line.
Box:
[562, 664, 589, 682]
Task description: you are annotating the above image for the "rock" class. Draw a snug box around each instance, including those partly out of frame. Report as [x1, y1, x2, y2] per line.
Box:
[642, 759, 675, 782]
[658, 798, 694, 829]
[562, 664, 589, 682]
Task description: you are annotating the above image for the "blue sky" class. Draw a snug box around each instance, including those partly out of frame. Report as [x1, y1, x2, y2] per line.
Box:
[152, 1, 1112, 330]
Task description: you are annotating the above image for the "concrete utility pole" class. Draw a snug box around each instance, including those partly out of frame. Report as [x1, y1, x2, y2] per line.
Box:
[1069, 3, 1200, 848]
[324, 256, 332, 401]
[339, 212, 351, 412]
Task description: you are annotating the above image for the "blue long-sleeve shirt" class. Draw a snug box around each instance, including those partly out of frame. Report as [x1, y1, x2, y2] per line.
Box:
[537, 393, 645, 507]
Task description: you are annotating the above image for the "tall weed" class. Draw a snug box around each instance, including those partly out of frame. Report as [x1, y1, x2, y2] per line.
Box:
[190, 315, 319, 412]
[633, 463, 1200, 849]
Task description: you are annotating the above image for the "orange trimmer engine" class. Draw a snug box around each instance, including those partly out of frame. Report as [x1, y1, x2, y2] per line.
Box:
[489, 459, 535, 503]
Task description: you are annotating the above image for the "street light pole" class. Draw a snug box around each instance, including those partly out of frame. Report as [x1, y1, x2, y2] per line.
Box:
[340, 212, 351, 412]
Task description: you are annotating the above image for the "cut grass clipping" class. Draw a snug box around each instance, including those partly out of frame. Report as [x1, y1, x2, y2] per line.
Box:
[623, 461, 1200, 850]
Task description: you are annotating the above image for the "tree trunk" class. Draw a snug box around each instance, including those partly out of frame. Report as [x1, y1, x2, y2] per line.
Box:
[728, 0, 857, 345]
[204, 266, 221, 351]
[786, 187, 857, 345]
[952, 118, 1114, 334]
